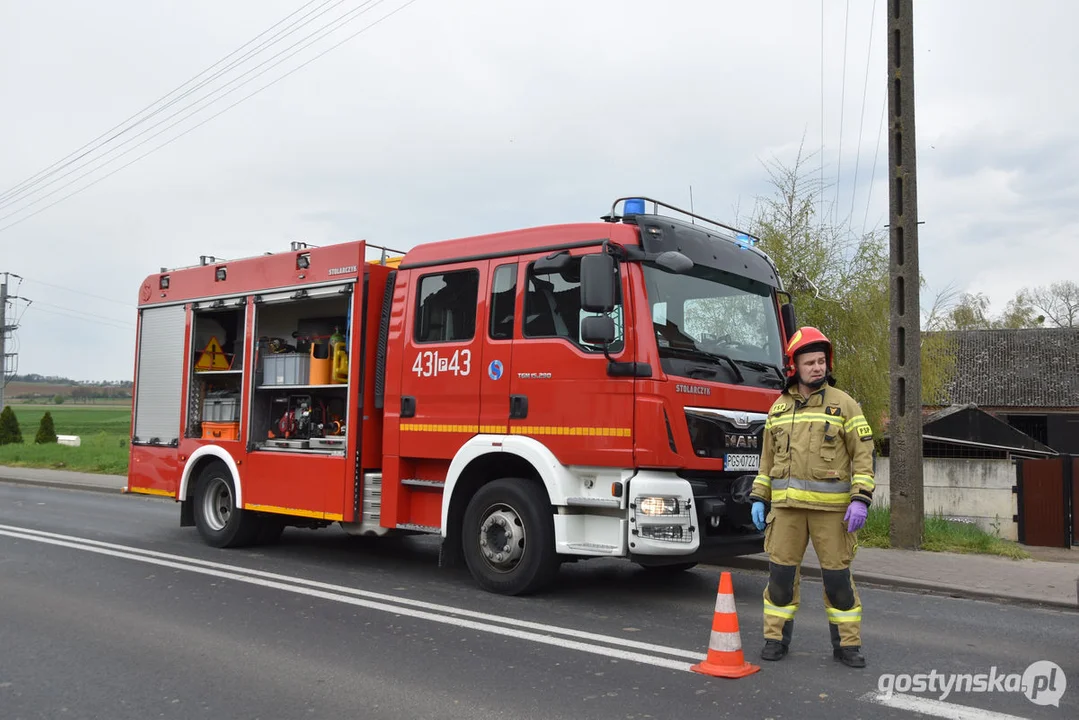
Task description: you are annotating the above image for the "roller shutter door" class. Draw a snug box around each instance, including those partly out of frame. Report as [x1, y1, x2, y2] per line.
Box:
[133, 304, 187, 445]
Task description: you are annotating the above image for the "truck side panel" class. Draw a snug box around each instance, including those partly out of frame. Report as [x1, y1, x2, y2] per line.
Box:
[506, 249, 635, 468]
[390, 261, 488, 528]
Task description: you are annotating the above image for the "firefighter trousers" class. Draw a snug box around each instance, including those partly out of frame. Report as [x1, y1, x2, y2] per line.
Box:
[762, 506, 862, 649]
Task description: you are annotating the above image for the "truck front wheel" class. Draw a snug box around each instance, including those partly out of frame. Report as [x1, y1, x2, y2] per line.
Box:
[193, 460, 260, 548]
[461, 478, 559, 596]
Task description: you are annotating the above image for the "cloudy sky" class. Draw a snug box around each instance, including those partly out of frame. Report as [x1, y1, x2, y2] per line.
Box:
[1, 0, 1075, 382]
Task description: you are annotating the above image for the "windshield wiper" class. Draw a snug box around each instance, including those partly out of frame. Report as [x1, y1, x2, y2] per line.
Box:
[732, 358, 785, 383]
[658, 346, 744, 383]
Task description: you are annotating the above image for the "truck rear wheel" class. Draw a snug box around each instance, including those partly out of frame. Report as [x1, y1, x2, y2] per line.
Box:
[461, 478, 558, 596]
[193, 460, 260, 548]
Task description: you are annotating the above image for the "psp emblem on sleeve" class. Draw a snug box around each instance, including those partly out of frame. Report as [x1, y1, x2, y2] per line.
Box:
[488, 359, 504, 381]
[857, 425, 873, 440]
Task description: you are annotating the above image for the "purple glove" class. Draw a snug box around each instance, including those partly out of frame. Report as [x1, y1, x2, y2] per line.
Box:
[844, 501, 868, 533]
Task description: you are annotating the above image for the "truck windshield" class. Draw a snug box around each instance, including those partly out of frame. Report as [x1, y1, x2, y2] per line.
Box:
[642, 262, 785, 388]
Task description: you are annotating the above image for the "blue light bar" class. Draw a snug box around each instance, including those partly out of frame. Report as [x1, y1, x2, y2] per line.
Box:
[735, 232, 757, 249]
[624, 198, 646, 216]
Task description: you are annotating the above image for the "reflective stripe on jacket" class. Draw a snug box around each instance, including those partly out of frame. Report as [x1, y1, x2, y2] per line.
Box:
[749, 384, 875, 511]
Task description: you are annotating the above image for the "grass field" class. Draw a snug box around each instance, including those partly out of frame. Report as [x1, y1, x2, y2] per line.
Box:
[0, 404, 131, 475]
[858, 506, 1030, 559]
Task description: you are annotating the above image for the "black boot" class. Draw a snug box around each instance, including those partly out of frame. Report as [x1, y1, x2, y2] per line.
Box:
[834, 646, 866, 668]
[761, 640, 788, 661]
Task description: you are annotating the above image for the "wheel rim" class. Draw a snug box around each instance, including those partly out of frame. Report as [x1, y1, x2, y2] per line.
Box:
[202, 476, 233, 532]
[476, 502, 526, 574]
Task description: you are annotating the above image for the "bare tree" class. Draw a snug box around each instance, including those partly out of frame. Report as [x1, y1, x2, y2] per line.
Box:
[1028, 281, 1079, 328]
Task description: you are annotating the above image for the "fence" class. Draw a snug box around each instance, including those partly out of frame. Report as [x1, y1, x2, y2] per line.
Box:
[871, 457, 1018, 541]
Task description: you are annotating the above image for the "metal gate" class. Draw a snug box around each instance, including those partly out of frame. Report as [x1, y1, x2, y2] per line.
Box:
[1015, 457, 1075, 547]
[1072, 458, 1078, 547]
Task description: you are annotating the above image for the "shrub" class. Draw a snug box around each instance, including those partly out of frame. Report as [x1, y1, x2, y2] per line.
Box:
[0, 405, 23, 445]
[35, 411, 58, 444]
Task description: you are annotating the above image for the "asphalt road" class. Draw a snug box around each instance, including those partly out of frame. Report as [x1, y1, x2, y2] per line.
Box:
[0, 482, 1075, 720]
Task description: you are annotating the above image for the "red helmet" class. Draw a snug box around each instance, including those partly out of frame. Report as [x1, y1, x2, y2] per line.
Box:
[784, 326, 833, 379]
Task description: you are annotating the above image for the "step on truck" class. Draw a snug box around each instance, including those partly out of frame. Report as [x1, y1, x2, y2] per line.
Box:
[126, 196, 798, 595]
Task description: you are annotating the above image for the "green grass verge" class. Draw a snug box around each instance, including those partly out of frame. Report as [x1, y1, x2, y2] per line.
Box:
[859, 506, 1030, 559]
[0, 404, 130, 475]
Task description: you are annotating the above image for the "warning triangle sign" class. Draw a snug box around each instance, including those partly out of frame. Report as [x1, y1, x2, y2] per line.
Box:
[195, 336, 231, 370]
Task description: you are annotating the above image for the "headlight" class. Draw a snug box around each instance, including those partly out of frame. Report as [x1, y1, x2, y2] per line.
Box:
[638, 524, 686, 542]
[638, 496, 680, 516]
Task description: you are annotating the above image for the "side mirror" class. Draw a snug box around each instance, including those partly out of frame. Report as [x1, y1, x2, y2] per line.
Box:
[781, 302, 797, 341]
[533, 251, 573, 274]
[580, 253, 616, 312]
[581, 315, 616, 345]
[655, 251, 693, 274]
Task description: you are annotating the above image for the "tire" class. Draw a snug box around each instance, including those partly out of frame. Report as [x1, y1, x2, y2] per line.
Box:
[461, 478, 559, 596]
[192, 460, 261, 548]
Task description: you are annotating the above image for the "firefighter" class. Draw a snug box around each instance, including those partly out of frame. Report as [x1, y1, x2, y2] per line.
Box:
[749, 326, 874, 669]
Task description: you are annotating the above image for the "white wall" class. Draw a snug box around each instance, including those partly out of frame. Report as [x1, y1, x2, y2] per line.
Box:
[871, 457, 1018, 541]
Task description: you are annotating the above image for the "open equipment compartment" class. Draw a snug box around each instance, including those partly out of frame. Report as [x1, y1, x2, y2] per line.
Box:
[186, 299, 246, 440]
[248, 282, 354, 455]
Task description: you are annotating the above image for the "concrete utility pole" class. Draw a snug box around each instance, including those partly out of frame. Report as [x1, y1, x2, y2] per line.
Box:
[887, 0, 924, 549]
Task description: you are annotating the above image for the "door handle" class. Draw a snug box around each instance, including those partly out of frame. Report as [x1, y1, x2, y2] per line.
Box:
[510, 395, 528, 420]
[401, 396, 416, 418]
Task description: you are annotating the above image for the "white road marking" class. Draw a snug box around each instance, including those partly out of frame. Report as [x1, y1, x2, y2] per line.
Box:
[0, 524, 706, 672]
[860, 691, 1032, 720]
[0, 522, 703, 660]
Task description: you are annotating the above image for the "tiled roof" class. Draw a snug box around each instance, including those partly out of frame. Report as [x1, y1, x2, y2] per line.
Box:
[930, 328, 1079, 408]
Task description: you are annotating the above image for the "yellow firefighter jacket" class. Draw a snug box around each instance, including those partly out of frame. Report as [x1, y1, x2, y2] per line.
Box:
[749, 383, 875, 511]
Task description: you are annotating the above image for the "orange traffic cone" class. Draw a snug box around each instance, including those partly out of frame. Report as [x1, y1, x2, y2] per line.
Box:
[691, 571, 761, 678]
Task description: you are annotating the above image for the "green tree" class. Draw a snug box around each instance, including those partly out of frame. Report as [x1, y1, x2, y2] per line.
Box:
[35, 411, 58, 444]
[0, 405, 23, 445]
[744, 145, 956, 434]
[53, 394, 66, 405]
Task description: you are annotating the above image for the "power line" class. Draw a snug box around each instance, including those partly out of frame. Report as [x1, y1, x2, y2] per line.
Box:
[21, 304, 135, 332]
[19, 275, 133, 307]
[833, 0, 850, 227]
[0, 0, 385, 218]
[0, 0, 358, 212]
[0, 0, 329, 205]
[0, 0, 419, 235]
[26, 300, 135, 327]
[847, 0, 877, 239]
[819, 0, 825, 229]
[862, 90, 889, 233]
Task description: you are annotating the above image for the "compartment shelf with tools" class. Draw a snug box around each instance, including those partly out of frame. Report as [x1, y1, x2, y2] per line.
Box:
[186, 302, 246, 440]
[248, 284, 354, 454]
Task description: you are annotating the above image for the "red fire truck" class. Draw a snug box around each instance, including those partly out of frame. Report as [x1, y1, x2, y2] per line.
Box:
[126, 197, 797, 595]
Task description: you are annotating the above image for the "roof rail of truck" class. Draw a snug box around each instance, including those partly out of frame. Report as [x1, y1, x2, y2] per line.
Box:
[602, 196, 758, 241]
[600, 196, 783, 287]
[363, 242, 409, 267]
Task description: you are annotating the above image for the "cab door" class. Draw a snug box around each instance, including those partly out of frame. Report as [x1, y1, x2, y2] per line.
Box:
[508, 250, 635, 468]
[478, 261, 518, 434]
[397, 262, 486, 460]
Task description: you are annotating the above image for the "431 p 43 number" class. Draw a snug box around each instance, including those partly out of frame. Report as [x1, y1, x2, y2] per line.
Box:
[412, 349, 471, 377]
